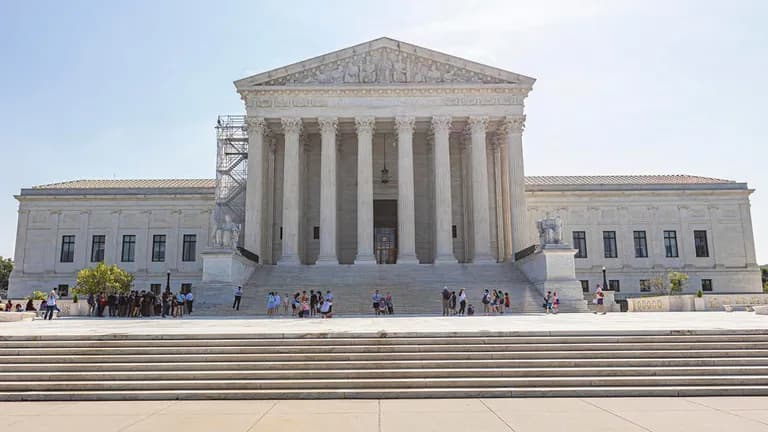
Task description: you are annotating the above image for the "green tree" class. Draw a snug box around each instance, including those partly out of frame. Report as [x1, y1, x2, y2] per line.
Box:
[74, 262, 134, 296]
[668, 271, 689, 294]
[0, 256, 13, 294]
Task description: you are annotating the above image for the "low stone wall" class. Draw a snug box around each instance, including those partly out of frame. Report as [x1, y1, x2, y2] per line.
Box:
[627, 293, 768, 312]
[2, 299, 88, 316]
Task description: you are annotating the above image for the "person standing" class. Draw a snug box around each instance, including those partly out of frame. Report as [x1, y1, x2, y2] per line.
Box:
[372, 290, 383, 315]
[449, 291, 457, 315]
[185, 290, 194, 315]
[87, 293, 96, 317]
[233, 286, 243, 311]
[44, 288, 58, 320]
[552, 292, 560, 314]
[441, 287, 451, 316]
[594, 285, 606, 315]
[458, 289, 467, 315]
[161, 291, 170, 318]
[325, 291, 334, 315]
[309, 290, 317, 316]
[385, 292, 394, 315]
[481, 289, 491, 315]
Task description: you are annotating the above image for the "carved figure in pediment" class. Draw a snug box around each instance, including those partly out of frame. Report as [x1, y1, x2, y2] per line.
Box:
[361, 55, 376, 83]
[344, 59, 360, 83]
[392, 54, 407, 83]
[427, 64, 442, 82]
[376, 51, 393, 83]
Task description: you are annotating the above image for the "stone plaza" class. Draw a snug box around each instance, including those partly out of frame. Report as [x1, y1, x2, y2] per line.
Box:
[5, 37, 763, 313]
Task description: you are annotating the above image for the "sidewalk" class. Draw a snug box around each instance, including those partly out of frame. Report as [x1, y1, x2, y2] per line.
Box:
[4, 397, 768, 431]
[0, 312, 766, 338]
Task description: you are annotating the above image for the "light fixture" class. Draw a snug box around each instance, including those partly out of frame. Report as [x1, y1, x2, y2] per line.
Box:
[381, 134, 390, 184]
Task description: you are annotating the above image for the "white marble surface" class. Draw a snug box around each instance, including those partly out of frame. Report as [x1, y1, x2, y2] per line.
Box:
[1, 312, 766, 338]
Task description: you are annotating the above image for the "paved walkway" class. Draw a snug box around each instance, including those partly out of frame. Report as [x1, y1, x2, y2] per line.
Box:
[3, 397, 768, 431]
[1, 312, 766, 338]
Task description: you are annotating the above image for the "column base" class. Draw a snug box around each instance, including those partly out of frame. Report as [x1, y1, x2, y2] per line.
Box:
[354, 254, 377, 265]
[277, 255, 302, 266]
[315, 256, 339, 265]
[472, 254, 496, 264]
[396, 255, 419, 264]
[433, 255, 458, 265]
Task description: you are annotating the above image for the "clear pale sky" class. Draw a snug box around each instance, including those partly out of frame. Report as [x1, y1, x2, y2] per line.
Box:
[0, 0, 765, 263]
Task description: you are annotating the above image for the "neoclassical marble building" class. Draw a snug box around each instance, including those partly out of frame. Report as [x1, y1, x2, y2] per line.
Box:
[7, 38, 762, 309]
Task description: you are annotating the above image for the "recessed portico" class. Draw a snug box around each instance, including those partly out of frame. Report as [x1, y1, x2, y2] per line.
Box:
[237, 37, 534, 266]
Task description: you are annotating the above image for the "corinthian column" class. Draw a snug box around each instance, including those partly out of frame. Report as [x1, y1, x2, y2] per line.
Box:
[431, 115, 456, 263]
[317, 117, 338, 264]
[279, 117, 302, 265]
[504, 115, 529, 258]
[468, 116, 493, 263]
[355, 117, 376, 264]
[395, 115, 418, 264]
[245, 117, 267, 258]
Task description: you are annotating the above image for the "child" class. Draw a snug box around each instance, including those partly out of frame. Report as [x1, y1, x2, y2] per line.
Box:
[552, 292, 560, 314]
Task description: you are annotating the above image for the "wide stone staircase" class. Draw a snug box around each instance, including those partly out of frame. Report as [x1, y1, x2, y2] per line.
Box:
[1, 330, 768, 400]
[196, 262, 545, 315]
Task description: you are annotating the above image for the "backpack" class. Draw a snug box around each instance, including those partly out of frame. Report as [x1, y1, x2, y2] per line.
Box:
[442, 289, 451, 300]
[482, 294, 490, 305]
[467, 305, 475, 315]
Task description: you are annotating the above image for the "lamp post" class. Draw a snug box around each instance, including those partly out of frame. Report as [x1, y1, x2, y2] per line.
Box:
[602, 266, 608, 291]
[165, 271, 171, 293]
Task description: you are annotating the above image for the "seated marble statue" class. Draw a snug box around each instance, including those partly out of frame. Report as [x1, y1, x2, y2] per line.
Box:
[537, 216, 564, 246]
[213, 214, 241, 249]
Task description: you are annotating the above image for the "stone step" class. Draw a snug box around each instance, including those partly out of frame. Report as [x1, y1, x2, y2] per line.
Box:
[4, 357, 768, 372]
[3, 341, 766, 356]
[3, 366, 768, 382]
[3, 376, 768, 392]
[3, 329, 766, 341]
[4, 349, 768, 363]
[3, 334, 768, 348]
[5, 386, 768, 401]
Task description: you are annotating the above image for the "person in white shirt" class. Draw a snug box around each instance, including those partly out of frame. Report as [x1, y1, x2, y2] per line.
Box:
[458, 289, 467, 315]
[44, 288, 58, 320]
[233, 286, 243, 311]
[185, 291, 194, 315]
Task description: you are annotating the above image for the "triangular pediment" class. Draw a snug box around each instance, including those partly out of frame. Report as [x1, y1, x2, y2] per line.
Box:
[235, 37, 535, 89]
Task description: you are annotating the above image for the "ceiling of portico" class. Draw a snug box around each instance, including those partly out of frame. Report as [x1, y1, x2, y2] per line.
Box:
[235, 37, 535, 90]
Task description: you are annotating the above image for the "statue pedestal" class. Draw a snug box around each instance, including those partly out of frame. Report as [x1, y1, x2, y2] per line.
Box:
[201, 248, 256, 284]
[516, 244, 589, 312]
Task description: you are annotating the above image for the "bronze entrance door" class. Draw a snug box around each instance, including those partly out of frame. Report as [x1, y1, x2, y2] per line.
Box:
[373, 199, 397, 264]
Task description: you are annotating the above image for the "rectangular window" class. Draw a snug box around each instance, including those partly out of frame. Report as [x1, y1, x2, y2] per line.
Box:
[701, 279, 713, 292]
[664, 230, 679, 257]
[603, 231, 617, 258]
[580, 280, 590, 293]
[609, 279, 620, 292]
[452, 225, 457, 239]
[151, 235, 166, 262]
[121, 235, 136, 262]
[57, 284, 69, 297]
[182, 234, 197, 262]
[181, 283, 192, 294]
[640, 279, 651, 292]
[573, 231, 587, 258]
[150, 283, 161, 295]
[91, 235, 105, 262]
[313, 226, 320, 240]
[60, 235, 75, 263]
[633, 231, 648, 258]
[694, 230, 709, 257]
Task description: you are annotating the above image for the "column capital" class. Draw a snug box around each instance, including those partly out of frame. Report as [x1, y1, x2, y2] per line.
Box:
[503, 115, 526, 134]
[355, 116, 375, 134]
[246, 117, 267, 135]
[467, 115, 489, 133]
[281, 117, 303, 135]
[431, 115, 452, 133]
[395, 115, 416, 134]
[318, 117, 338, 134]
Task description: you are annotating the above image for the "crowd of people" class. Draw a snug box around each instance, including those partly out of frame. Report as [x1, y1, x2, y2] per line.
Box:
[82, 290, 194, 318]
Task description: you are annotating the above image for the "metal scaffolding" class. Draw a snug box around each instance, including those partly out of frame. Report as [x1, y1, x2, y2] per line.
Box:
[214, 115, 248, 238]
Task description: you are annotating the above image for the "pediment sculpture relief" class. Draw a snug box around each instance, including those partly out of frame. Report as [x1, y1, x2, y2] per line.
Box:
[261, 48, 514, 86]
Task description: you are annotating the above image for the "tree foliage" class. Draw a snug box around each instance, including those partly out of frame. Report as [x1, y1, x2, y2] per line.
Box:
[74, 262, 134, 296]
[668, 271, 689, 294]
[0, 256, 13, 293]
[31, 290, 48, 300]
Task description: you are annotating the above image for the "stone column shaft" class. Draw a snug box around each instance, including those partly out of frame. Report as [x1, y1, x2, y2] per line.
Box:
[355, 117, 376, 263]
[395, 115, 417, 263]
[468, 116, 493, 262]
[245, 117, 266, 258]
[280, 117, 302, 264]
[431, 116, 456, 263]
[317, 117, 338, 264]
[505, 115, 529, 258]
[493, 142, 505, 262]
[500, 141, 513, 261]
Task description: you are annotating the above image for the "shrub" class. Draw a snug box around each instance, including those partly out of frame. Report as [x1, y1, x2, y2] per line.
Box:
[668, 271, 689, 295]
[31, 290, 48, 301]
[74, 262, 134, 296]
[696, 289, 703, 298]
